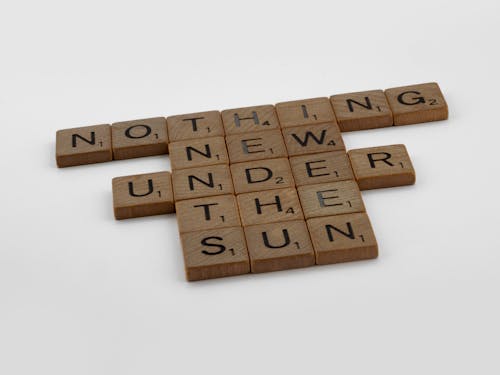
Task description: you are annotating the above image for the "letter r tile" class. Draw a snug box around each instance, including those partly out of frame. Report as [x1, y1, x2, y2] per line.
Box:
[348, 144, 416, 190]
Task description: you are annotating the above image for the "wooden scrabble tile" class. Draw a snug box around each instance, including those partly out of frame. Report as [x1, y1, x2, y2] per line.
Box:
[281, 123, 345, 156]
[289, 151, 354, 186]
[180, 227, 250, 281]
[297, 180, 365, 219]
[169, 136, 228, 170]
[226, 129, 287, 164]
[111, 117, 168, 160]
[176, 195, 241, 233]
[167, 111, 224, 141]
[112, 171, 174, 220]
[307, 213, 378, 265]
[56, 124, 112, 167]
[244, 220, 315, 273]
[348, 144, 416, 190]
[237, 188, 303, 226]
[330, 90, 393, 132]
[276, 97, 337, 128]
[230, 158, 295, 194]
[172, 164, 234, 201]
[221, 105, 280, 135]
[384, 82, 448, 125]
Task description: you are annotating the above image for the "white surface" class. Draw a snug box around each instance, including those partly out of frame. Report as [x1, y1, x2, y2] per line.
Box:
[1, 1, 499, 374]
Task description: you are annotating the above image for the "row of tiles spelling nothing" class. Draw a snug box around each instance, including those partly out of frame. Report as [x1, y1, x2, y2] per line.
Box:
[56, 82, 447, 167]
[112, 144, 415, 220]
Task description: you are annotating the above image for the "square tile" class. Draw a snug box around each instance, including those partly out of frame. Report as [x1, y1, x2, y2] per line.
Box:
[181, 227, 250, 281]
[167, 111, 224, 141]
[226, 129, 287, 163]
[56, 124, 112, 167]
[172, 164, 234, 200]
[307, 213, 378, 265]
[290, 151, 354, 186]
[112, 117, 168, 160]
[169, 136, 228, 170]
[282, 123, 345, 156]
[276, 97, 337, 128]
[221, 105, 280, 135]
[112, 171, 174, 220]
[176, 195, 241, 233]
[244, 220, 315, 273]
[330, 90, 393, 131]
[230, 158, 295, 194]
[348, 144, 416, 190]
[384, 82, 448, 125]
[297, 180, 365, 219]
[237, 188, 303, 226]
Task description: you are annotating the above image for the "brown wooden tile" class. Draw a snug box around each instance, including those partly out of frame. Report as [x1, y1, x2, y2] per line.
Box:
[289, 151, 354, 187]
[384, 82, 448, 125]
[175, 194, 241, 233]
[111, 117, 168, 160]
[56, 124, 112, 167]
[297, 180, 365, 219]
[348, 144, 416, 190]
[112, 171, 174, 220]
[172, 164, 234, 201]
[167, 111, 224, 142]
[307, 213, 378, 265]
[226, 129, 287, 164]
[221, 105, 280, 135]
[180, 227, 250, 281]
[276, 97, 337, 128]
[230, 158, 295, 194]
[237, 188, 303, 226]
[282, 123, 345, 156]
[169, 136, 228, 170]
[244, 220, 315, 273]
[330, 90, 393, 132]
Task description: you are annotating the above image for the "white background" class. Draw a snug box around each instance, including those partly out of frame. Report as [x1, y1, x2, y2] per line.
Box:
[1, 0, 499, 374]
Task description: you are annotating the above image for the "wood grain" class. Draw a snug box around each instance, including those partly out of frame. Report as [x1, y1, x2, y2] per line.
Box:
[175, 194, 241, 233]
[348, 144, 416, 190]
[221, 105, 280, 135]
[230, 158, 295, 194]
[181, 226, 250, 281]
[330, 90, 393, 131]
[297, 180, 365, 219]
[225, 129, 287, 163]
[244, 220, 314, 273]
[384, 82, 448, 125]
[167, 111, 224, 142]
[172, 164, 234, 201]
[289, 151, 354, 186]
[112, 171, 174, 220]
[281, 122, 345, 156]
[169, 136, 228, 170]
[237, 188, 303, 226]
[276, 97, 337, 128]
[111, 117, 168, 160]
[307, 213, 378, 265]
[56, 124, 112, 167]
